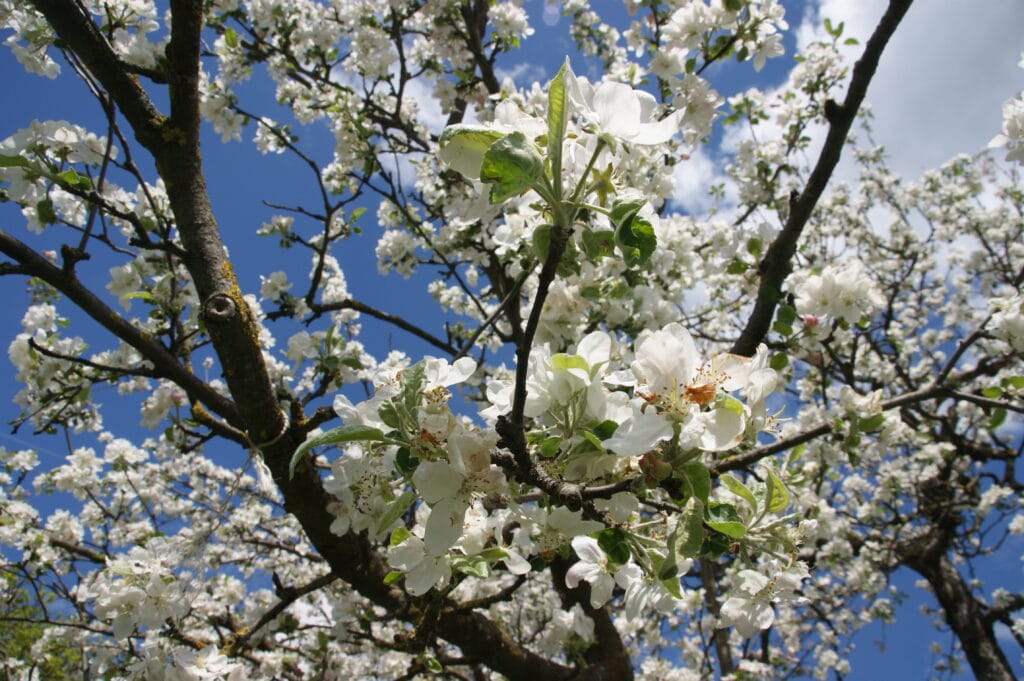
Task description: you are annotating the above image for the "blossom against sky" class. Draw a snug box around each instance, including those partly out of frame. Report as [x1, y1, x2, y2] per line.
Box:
[674, 0, 1024, 214]
[0, 1, 1023, 678]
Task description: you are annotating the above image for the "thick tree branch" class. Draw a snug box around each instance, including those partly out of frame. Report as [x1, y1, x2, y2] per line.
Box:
[28, 0, 166, 148]
[0, 229, 242, 426]
[984, 593, 1024, 625]
[902, 551, 1016, 681]
[31, 7, 579, 680]
[701, 560, 735, 676]
[731, 0, 914, 356]
[550, 557, 634, 681]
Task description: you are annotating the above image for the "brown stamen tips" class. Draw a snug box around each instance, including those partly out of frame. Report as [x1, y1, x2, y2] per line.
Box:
[684, 382, 717, 406]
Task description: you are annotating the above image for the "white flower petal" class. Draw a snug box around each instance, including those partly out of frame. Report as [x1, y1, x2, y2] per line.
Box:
[633, 322, 699, 395]
[423, 497, 468, 555]
[576, 330, 612, 370]
[594, 82, 641, 139]
[700, 406, 746, 451]
[603, 402, 673, 457]
[588, 573, 615, 608]
[570, 535, 605, 564]
[413, 460, 464, 504]
[405, 555, 450, 596]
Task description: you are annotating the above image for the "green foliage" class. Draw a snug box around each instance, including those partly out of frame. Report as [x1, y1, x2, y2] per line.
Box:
[596, 527, 631, 565]
[660, 496, 704, 579]
[289, 424, 390, 478]
[610, 198, 657, 268]
[546, 61, 570, 179]
[0, 577, 83, 679]
[479, 132, 545, 203]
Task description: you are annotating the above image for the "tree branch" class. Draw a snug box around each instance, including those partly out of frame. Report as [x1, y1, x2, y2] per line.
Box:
[730, 0, 914, 357]
[28, 0, 166, 148]
[223, 572, 340, 655]
[0, 228, 242, 426]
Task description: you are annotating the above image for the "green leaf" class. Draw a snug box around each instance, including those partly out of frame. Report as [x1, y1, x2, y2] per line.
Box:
[1003, 375, 1024, 390]
[395, 447, 420, 475]
[54, 168, 92, 190]
[706, 502, 747, 539]
[452, 553, 489, 578]
[378, 402, 401, 430]
[981, 386, 1003, 399]
[550, 353, 589, 373]
[389, 527, 412, 547]
[858, 412, 885, 433]
[661, 574, 683, 599]
[547, 61, 570, 173]
[615, 215, 657, 268]
[532, 223, 553, 261]
[661, 496, 704, 579]
[580, 429, 604, 452]
[398, 361, 426, 416]
[721, 474, 758, 513]
[764, 467, 789, 513]
[424, 656, 443, 673]
[0, 154, 30, 168]
[376, 491, 417, 533]
[769, 353, 789, 371]
[224, 27, 239, 48]
[989, 407, 1007, 430]
[383, 570, 403, 585]
[437, 125, 503, 179]
[289, 424, 387, 478]
[539, 436, 561, 458]
[776, 304, 797, 326]
[581, 229, 616, 260]
[36, 199, 57, 225]
[706, 521, 746, 539]
[677, 462, 711, 504]
[555, 238, 582, 277]
[720, 395, 745, 415]
[609, 198, 645, 226]
[726, 259, 749, 275]
[596, 527, 631, 565]
[479, 131, 544, 203]
[592, 419, 618, 440]
[477, 547, 510, 563]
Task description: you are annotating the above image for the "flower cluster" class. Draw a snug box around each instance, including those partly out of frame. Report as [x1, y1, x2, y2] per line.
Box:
[305, 323, 792, 626]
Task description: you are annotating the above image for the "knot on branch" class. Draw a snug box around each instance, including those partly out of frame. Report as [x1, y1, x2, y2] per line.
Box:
[60, 244, 90, 273]
[202, 293, 238, 324]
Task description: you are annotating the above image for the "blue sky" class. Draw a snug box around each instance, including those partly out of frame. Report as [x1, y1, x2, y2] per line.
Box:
[1, 1, 1023, 678]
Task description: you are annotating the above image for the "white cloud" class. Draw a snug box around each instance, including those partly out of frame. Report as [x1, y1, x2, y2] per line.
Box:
[671, 145, 728, 216]
[401, 76, 447, 135]
[671, 1, 1023, 212]
[496, 61, 547, 89]
[799, 0, 1024, 177]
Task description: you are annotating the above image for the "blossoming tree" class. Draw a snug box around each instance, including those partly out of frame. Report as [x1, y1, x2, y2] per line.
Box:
[1, 1, 1022, 679]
